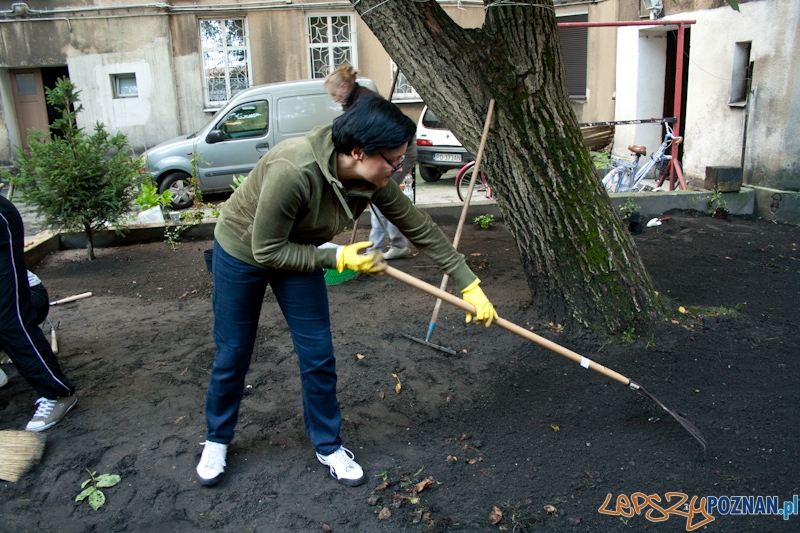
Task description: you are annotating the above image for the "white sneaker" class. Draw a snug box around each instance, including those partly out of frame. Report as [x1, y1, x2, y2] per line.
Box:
[383, 247, 411, 260]
[0, 368, 7, 388]
[316, 446, 366, 486]
[196, 441, 227, 486]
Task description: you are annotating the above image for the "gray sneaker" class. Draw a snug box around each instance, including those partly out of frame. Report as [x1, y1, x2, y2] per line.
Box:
[383, 247, 411, 260]
[0, 367, 7, 388]
[25, 394, 77, 432]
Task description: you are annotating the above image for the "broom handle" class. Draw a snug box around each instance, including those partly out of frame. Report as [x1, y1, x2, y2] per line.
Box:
[50, 292, 92, 306]
[385, 266, 631, 386]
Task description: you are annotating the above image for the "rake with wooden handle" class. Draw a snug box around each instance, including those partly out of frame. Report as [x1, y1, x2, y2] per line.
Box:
[423, 99, 495, 346]
[384, 265, 708, 453]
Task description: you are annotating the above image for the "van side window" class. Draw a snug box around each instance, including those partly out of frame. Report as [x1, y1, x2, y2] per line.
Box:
[218, 101, 269, 140]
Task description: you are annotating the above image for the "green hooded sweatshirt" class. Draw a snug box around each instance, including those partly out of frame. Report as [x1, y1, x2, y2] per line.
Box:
[214, 124, 476, 290]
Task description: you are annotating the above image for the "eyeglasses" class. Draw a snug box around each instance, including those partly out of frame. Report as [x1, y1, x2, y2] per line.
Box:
[378, 152, 405, 173]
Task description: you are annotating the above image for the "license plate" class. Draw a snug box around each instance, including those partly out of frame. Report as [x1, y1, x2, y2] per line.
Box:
[433, 153, 461, 163]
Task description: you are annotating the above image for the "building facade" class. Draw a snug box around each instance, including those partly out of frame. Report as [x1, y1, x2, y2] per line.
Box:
[2, 0, 794, 191]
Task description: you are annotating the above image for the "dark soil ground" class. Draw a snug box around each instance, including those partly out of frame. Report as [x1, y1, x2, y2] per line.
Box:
[1, 210, 799, 533]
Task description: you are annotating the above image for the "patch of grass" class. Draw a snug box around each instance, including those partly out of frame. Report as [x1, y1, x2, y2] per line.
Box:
[620, 327, 637, 345]
[498, 501, 541, 532]
[687, 304, 745, 317]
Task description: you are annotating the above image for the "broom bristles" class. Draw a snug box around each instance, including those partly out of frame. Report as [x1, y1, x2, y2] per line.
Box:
[0, 430, 46, 483]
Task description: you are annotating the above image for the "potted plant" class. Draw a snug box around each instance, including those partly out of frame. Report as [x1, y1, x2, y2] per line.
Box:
[619, 198, 643, 234]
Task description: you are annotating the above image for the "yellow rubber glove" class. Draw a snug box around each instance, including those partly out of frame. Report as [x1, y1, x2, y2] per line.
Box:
[461, 278, 498, 327]
[336, 241, 387, 275]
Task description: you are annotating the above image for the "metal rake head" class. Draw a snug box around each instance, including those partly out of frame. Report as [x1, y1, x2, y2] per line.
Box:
[630, 381, 708, 455]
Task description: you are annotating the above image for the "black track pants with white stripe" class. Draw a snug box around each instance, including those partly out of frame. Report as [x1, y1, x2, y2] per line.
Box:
[0, 196, 74, 399]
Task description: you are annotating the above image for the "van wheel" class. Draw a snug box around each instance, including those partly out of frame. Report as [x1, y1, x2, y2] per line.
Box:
[159, 172, 193, 210]
[419, 165, 443, 182]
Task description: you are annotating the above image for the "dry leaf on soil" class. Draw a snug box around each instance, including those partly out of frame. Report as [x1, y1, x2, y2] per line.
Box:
[378, 507, 391, 520]
[488, 506, 503, 525]
[371, 480, 389, 494]
[414, 477, 434, 494]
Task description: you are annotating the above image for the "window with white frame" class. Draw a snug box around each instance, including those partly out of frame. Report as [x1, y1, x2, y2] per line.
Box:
[390, 62, 421, 103]
[307, 15, 356, 79]
[200, 18, 252, 107]
[112, 73, 138, 98]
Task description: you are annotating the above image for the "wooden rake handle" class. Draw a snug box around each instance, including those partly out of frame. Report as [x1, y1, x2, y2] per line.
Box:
[384, 266, 631, 386]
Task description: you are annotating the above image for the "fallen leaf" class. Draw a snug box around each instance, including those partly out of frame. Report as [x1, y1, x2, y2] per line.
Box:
[371, 480, 389, 493]
[678, 306, 687, 314]
[408, 496, 420, 504]
[395, 382, 402, 394]
[321, 523, 332, 532]
[379, 391, 385, 399]
[378, 507, 391, 520]
[488, 506, 503, 525]
[391, 373, 398, 378]
[414, 477, 434, 494]
[725, 256, 733, 260]
[460, 434, 469, 441]
[470, 252, 482, 256]
[445, 455, 457, 464]
[173, 415, 186, 424]
[550, 424, 560, 432]
[356, 354, 365, 359]
[544, 504, 557, 515]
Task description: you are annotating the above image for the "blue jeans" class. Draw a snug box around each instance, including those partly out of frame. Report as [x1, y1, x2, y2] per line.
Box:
[368, 206, 407, 251]
[205, 240, 341, 454]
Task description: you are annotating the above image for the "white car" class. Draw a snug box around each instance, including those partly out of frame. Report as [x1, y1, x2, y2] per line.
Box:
[415, 106, 474, 182]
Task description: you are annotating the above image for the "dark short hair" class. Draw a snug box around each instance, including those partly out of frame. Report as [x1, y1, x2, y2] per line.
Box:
[332, 93, 416, 155]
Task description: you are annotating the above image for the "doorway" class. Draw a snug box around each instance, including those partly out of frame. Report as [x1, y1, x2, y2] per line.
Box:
[9, 66, 69, 151]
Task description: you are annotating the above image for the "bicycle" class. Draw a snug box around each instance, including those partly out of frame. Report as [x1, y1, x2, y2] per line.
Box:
[602, 121, 683, 194]
[455, 160, 493, 202]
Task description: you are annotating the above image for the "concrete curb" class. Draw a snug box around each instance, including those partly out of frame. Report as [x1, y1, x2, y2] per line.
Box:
[24, 186, 793, 268]
[608, 188, 755, 218]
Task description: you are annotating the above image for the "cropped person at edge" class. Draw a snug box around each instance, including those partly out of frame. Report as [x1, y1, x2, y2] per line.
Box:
[324, 63, 417, 260]
[0, 195, 77, 432]
[196, 94, 498, 487]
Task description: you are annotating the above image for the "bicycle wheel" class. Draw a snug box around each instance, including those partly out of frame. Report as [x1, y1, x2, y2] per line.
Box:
[602, 167, 626, 193]
[456, 161, 488, 202]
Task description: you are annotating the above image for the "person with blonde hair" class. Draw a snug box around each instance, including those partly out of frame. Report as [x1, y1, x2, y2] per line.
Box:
[325, 64, 418, 259]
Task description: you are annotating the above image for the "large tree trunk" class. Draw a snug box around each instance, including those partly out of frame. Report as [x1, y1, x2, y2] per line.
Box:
[355, 0, 670, 331]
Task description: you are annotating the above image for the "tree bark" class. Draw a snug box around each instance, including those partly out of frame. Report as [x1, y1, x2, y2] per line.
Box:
[354, 0, 670, 331]
[85, 223, 95, 261]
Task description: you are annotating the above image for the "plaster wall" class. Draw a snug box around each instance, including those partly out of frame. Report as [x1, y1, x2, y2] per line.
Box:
[0, 72, 12, 162]
[66, 36, 180, 153]
[670, 0, 799, 189]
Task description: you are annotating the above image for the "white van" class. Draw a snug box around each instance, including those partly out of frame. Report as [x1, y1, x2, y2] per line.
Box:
[144, 78, 377, 209]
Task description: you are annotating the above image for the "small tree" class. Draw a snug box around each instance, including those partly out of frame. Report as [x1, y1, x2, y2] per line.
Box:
[1, 77, 142, 260]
